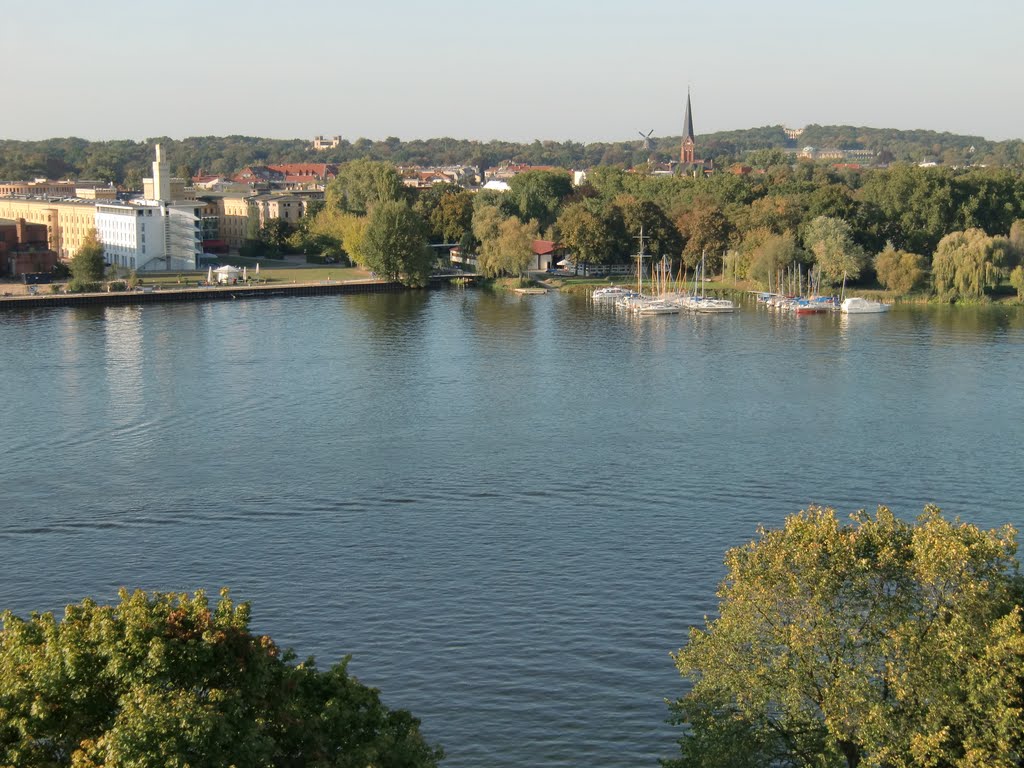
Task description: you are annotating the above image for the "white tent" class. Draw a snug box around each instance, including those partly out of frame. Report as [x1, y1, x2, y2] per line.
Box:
[214, 265, 241, 284]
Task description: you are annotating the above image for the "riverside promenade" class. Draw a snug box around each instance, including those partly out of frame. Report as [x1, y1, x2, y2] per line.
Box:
[0, 279, 405, 310]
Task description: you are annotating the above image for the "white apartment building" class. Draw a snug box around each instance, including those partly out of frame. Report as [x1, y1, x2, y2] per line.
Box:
[94, 144, 200, 271]
[94, 200, 201, 272]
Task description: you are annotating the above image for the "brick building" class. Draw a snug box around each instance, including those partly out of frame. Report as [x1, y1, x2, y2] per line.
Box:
[0, 218, 58, 277]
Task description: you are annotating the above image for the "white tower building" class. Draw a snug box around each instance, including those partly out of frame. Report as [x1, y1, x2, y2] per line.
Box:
[94, 145, 201, 271]
[152, 143, 171, 202]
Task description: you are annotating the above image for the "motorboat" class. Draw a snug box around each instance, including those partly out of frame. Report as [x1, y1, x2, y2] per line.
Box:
[592, 286, 633, 301]
[840, 297, 891, 314]
[635, 300, 681, 315]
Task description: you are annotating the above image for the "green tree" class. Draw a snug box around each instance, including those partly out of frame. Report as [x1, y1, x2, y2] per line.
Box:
[0, 589, 442, 768]
[747, 231, 805, 289]
[617, 197, 683, 259]
[931, 228, 1008, 301]
[1010, 265, 1024, 301]
[360, 201, 434, 285]
[802, 216, 867, 286]
[68, 229, 105, 291]
[677, 202, 732, 273]
[857, 165, 957, 255]
[1008, 219, 1024, 266]
[507, 170, 573, 231]
[326, 159, 404, 215]
[477, 215, 539, 278]
[668, 505, 1024, 768]
[429, 188, 473, 244]
[874, 242, 928, 295]
[556, 201, 624, 271]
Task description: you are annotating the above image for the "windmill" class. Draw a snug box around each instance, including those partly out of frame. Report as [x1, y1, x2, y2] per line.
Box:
[638, 130, 655, 163]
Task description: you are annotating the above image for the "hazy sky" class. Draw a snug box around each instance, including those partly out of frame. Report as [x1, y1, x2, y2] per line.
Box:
[3, 0, 1020, 143]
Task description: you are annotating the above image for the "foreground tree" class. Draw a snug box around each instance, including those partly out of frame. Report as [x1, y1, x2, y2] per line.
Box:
[668, 505, 1024, 768]
[0, 589, 442, 768]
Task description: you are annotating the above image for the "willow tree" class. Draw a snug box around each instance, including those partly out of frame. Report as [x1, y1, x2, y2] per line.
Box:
[667, 506, 1024, 768]
[476, 214, 538, 278]
[0, 589, 443, 768]
[931, 228, 1008, 301]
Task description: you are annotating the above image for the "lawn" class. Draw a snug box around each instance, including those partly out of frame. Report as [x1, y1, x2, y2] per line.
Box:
[133, 265, 373, 288]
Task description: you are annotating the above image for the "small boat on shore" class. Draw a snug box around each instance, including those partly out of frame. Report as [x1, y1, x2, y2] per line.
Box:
[840, 297, 890, 314]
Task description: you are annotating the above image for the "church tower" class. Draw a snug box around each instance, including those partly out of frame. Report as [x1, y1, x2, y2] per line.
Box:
[680, 90, 696, 165]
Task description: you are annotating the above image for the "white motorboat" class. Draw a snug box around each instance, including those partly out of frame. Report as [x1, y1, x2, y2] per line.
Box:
[840, 297, 891, 314]
[592, 286, 633, 301]
[635, 300, 680, 315]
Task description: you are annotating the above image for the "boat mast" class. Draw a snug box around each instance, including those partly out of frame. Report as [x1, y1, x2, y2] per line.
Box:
[634, 226, 650, 296]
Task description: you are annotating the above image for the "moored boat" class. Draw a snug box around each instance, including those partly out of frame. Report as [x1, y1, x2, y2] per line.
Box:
[592, 286, 633, 301]
[840, 297, 890, 314]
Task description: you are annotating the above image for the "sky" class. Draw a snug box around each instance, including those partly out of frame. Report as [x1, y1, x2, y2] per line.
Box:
[2, 0, 1021, 143]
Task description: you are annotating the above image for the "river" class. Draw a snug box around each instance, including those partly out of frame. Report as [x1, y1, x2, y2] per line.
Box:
[2, 288, 1023, 767]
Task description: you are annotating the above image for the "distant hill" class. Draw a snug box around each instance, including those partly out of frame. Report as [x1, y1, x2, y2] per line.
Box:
[693, 124, 1020, 166]
[0, 126, 1020, 185]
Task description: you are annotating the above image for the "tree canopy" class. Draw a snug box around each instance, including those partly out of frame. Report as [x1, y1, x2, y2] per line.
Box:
[359, 200, 434, 285]
[667, 505, 1024, 768]
[0, 589, 443, 768]
[326, 159, 404, 215]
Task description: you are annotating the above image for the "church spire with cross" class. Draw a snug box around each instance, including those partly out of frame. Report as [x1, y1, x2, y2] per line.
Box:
[680, 89, 696, 164]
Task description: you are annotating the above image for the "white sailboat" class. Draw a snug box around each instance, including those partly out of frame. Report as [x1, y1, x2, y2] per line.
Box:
[681, 251, 735, 313]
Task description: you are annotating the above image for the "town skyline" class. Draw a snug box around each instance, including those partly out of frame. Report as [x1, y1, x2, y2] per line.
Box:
[4, 0, 1021, 144]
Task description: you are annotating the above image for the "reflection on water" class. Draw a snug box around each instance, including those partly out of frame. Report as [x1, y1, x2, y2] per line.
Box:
[1, 290, 1024, 768]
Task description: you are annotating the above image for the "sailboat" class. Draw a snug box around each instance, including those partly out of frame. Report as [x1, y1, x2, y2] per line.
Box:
[629, 228, 680, 315]
[682, 251, 736, 313]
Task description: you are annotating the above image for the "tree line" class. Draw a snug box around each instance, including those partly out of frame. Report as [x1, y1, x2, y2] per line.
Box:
[269, 158, 1024, 300]
[1, 125, 1023, 185]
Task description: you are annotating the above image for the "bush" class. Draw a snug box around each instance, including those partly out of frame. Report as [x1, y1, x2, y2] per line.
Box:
[67, 279, 101, 293]
[107, 280, 128, 292]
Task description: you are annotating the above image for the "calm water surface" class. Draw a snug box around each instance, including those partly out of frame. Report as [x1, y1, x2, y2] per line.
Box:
[2, 289, 1023, 767]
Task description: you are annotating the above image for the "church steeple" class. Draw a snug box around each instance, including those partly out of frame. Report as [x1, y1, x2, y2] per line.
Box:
[680, 89, 696, 165]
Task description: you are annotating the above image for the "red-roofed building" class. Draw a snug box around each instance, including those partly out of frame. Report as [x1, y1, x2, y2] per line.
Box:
[232, 164, 337, 190]
[530, 239, 565, 271]
[268, 163, 337, 187]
